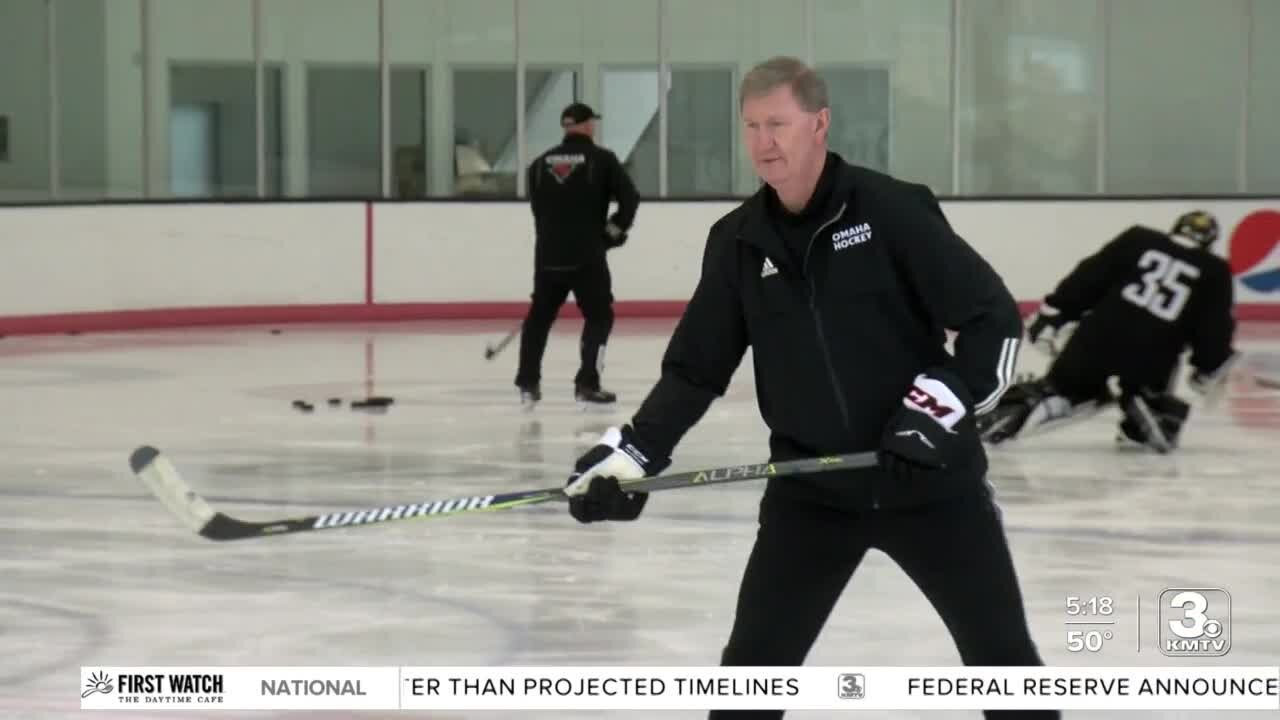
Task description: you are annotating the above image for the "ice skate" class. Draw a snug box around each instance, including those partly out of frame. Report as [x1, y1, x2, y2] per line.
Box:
[1115, 419, 1149, 451]
[977, 404, 1026, 445]
[1118, 392, 1189, 454]
[575, 385, 616, 411]
[518, 384, 541, 412]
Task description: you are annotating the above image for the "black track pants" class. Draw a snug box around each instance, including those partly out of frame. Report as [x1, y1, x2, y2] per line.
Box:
[515, 261, 614, 391]
[711, 487, 1058, 720]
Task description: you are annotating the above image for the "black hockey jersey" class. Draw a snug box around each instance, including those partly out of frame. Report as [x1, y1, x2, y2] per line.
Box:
[628, 153, 1023, 511]
[1044, 225, 1236, 375]
[527, 133, 639, 269]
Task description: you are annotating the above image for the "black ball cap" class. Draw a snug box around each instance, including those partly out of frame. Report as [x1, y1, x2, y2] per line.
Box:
[561, 102, 601, 126]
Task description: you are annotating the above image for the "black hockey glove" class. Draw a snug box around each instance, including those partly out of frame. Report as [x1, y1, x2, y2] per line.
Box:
[879, 371, 971, 482]
[1026, 302, 1071, 353]
[604, 221, 628, 249]
[565, 425, 670, 523]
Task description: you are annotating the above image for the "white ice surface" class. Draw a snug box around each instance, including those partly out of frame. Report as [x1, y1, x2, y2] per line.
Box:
[1, 318, 1278, 718]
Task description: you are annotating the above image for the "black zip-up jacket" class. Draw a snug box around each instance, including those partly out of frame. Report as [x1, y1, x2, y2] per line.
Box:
[528, 133, 640, 269]
[629, 153, 1023, 510]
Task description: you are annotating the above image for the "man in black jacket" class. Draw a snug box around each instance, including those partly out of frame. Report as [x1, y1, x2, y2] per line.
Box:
[560, 58, 1056, 719]
[515, 102, 640, 409]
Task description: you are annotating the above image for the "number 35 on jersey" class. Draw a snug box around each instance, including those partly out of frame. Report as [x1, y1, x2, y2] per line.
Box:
[1121, 249, 1201, 322]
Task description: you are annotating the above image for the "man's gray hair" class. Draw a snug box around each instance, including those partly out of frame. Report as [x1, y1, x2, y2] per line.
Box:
[739, 56, 829, 112]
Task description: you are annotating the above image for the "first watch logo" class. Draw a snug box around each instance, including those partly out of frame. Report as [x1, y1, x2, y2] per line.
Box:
[82, 669, 226, 706]
[82, 671, 114, 698]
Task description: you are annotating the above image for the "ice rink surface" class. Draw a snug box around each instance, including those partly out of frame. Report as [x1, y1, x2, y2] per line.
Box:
[2, 318, 1278, 719]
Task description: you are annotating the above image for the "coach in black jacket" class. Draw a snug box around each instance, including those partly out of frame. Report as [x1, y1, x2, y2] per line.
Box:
[561, 57, 1056, 720]
[515, 102, 640, 408]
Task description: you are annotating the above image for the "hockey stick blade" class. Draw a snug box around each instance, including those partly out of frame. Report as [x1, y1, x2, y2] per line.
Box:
[483, 327, 520, 361]
[128, 445, 878, 542]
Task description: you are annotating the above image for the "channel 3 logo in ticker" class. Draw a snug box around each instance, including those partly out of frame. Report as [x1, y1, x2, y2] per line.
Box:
[1159, 588, 1231, 657]
[838, 673, 865, 700]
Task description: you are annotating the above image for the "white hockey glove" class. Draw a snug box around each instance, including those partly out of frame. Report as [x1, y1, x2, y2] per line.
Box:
[1190, 350, 1239, 408]
[1026, 303, 1072, 355]
[565, 425, 670, 523]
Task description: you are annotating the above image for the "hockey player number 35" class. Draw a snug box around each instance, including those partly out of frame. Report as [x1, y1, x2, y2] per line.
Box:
[1121, 249, 1201, 322]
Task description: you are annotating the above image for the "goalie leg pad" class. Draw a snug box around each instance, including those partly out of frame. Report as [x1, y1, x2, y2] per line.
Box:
[1018, 396, 1107, 439]
[977, 380, 1045, 444]
[1118, 391, 1191, 454]
[978, 380, 1107, 444]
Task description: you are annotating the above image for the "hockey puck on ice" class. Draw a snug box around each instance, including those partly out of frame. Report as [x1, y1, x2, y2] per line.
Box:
[349, 396, 393, 410]
[291, 400, 314, 412]
[328, 397, 342, 406]
[270, 329, 282, 335]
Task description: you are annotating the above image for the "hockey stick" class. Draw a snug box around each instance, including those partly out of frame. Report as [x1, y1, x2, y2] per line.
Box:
[484, 325, 520, 360]
[128, 446, 879, 542]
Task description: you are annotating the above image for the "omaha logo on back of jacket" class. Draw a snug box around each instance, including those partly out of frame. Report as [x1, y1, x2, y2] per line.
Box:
[544, 153, 585, 183]
[832, 222, 872, 251]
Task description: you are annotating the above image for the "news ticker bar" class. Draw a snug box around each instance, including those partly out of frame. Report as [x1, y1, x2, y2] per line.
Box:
[81, 666, 1280, 711]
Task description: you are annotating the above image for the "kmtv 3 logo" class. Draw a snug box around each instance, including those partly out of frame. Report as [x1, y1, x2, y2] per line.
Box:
[1159, 588, 1231, 656]
[838, 673, 865, 700]
[1229, 210, 1280, 293]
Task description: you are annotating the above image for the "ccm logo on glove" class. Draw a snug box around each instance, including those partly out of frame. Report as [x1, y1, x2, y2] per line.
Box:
[903, 376, 966, 431]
